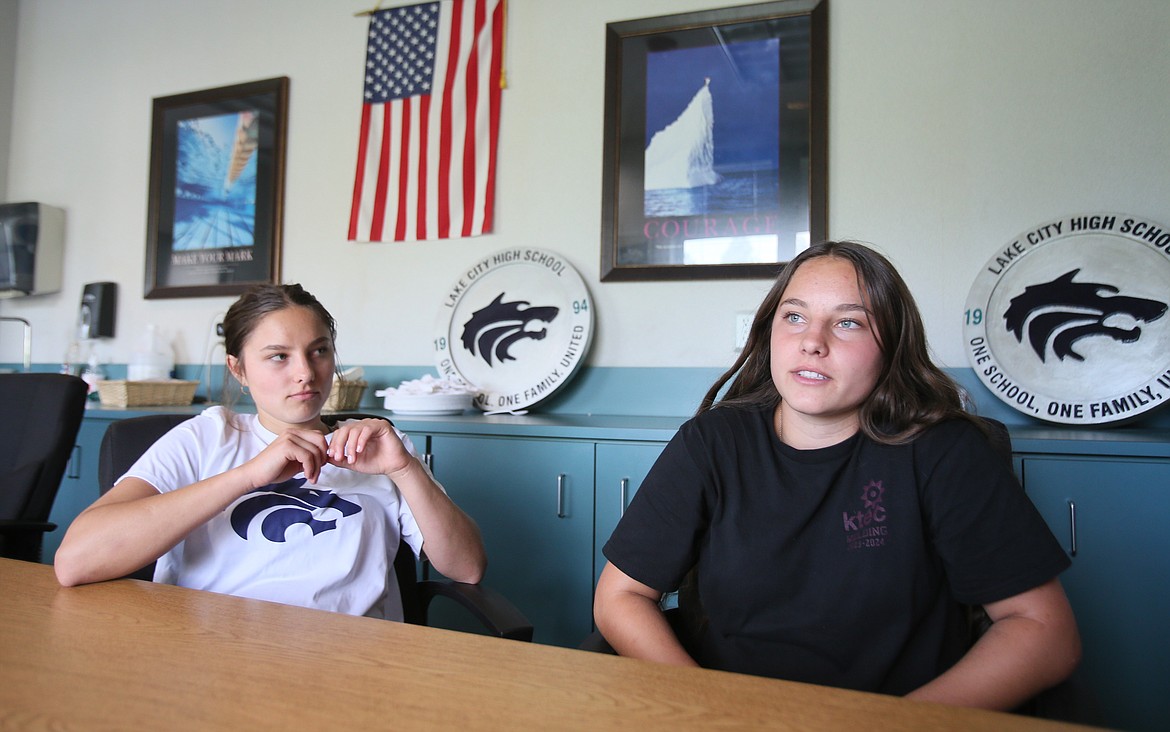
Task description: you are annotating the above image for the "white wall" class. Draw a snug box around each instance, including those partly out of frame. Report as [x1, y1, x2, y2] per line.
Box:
[3, 0, 1169, 373]
[0, 0, 17, 203]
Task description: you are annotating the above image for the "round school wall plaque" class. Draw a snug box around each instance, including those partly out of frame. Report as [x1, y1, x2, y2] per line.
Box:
[963, 213, 1170, 425]
[434, 248, 594, 413]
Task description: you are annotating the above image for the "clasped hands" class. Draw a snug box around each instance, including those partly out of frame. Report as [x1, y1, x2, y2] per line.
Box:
[243, 419, 412, 489]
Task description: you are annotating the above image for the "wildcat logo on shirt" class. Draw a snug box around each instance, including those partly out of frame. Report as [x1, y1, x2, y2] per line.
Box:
[230, 477, 361, 542]
[843, 480, 888, 550]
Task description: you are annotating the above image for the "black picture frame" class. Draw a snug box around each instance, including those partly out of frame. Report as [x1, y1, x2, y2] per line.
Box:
[600, 0, 827, 281]
[145, 77, 288, 299]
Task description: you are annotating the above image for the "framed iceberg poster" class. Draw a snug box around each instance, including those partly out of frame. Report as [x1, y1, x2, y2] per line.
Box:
[145, 77, 288, 299]
[600, 0, 827, 281]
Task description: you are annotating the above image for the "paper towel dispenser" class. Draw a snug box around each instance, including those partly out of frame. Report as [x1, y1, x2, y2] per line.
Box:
[0, 202, 65, 297]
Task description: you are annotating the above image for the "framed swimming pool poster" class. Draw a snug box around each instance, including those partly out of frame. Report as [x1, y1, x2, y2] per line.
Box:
[145, 77, 288, 299]
[600, 0, 827, 281]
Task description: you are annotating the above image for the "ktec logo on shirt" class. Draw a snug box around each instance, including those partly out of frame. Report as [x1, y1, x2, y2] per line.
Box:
[230, 477, 361, 542]
[843, 480, 888, 550]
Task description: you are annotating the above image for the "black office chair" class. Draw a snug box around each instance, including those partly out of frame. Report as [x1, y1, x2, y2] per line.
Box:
[99, 412, 533, 641]
[0, 373, 88, 562]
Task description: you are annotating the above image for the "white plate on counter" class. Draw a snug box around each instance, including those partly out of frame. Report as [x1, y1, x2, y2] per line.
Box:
[377, 392, 473, 416]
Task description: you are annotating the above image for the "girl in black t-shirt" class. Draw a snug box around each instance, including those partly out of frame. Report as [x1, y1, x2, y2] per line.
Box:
[595, 241, 1080, 710]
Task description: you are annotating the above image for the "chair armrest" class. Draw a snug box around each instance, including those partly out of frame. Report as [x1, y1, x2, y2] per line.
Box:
[0, 520, 56, 562]
[417, 580, 534, 642]
[578, 629, 615, 653]
[0, 519, 56, 535]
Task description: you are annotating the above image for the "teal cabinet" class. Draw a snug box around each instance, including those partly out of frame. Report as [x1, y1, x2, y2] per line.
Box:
[1021, 456, 1170, 732]
[427, 434, 595, 648]
[44, 406, 204, 566]
[43, 419, 110, 563]
[593, 441, 665, 589]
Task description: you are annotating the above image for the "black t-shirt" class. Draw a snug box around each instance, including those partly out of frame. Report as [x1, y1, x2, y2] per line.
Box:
[603, 405, 1070, 695]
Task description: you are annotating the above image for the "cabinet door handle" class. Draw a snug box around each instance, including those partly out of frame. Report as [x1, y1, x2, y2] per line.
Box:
[67, 444, 81, 480]
[556, 473, 567, 519]
[619, 478, 630, 517]
[422, 452, 434, 471]
[1067, 500, 1077, 557]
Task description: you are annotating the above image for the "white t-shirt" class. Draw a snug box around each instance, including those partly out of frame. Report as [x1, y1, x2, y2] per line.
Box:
[120, 406, 427, 620]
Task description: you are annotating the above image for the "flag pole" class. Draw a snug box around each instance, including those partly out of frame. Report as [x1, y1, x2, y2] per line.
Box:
[353, 2, 385, 17]
[499, 0, 507, 89]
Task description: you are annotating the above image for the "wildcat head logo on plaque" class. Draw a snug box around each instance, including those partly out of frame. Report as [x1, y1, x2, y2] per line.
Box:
[964, 214, 1170, 425]
[435, 248, 594, 412]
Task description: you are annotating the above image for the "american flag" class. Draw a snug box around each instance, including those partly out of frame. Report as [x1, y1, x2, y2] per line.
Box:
[348, 0, 504, 242]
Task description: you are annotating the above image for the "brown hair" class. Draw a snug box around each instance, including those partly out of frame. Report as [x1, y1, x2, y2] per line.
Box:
[221, 283, 341, 405]
[700, 240, 973, 444]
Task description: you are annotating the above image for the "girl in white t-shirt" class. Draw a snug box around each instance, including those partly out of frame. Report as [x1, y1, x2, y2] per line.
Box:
[55, 284, 486, 620]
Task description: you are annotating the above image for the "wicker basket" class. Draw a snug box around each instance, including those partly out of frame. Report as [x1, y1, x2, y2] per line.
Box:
[324, 379, 368, 412]
[97, 379, 199, 407]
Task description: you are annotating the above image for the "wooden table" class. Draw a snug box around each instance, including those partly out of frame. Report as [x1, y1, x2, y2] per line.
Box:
[0, 558, 1092, 730]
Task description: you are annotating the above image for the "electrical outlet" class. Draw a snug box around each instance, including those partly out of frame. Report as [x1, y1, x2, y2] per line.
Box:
[735, 312, 753, 350]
